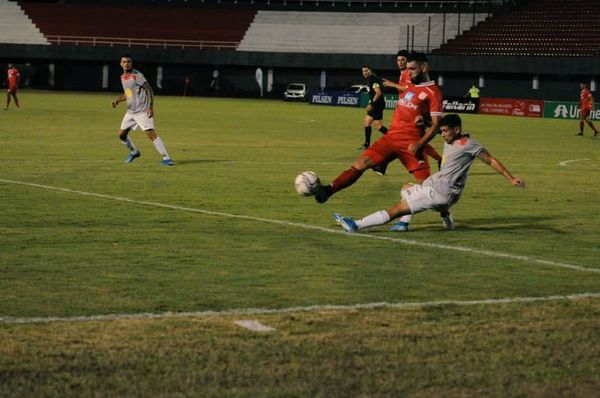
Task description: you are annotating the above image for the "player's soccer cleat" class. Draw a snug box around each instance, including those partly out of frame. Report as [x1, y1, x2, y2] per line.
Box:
[575, 132, 583, 136]
[389, 221, 409, 232]
[372, 163, 388, 176]
[160, 158, 174, 166]
[333, 213, 358, 233]
[313, 184, 330, 204]
[124, 150, 141, 163]
[358, 143, 370, 150]
[441, 213, 455, 230]
[594, 131, 599, 137]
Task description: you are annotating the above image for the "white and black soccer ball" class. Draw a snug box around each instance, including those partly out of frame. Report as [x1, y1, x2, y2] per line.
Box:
[294, 171, 320, 196]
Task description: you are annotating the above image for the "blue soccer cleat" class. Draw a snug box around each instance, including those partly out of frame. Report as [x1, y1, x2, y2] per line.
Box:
[389, 221, 410, 232]
[124, 150, 141, 163]
[333, 213, 358, 233]
[160, 158, 174, 166]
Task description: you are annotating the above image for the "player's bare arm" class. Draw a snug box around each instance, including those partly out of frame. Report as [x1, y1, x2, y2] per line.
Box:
[382, 79, 407, 92]
[477, 149, 525, 187]
[367, 84, 382, 112]
[408, 114, 441, 154]
[142, 81, 154, 117]
[112, 94, 126, 108]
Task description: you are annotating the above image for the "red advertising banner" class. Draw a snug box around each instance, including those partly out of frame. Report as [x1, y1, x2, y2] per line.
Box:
[478, 98, 544, 118]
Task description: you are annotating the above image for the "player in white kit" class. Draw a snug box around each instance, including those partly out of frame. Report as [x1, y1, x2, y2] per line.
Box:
[112, 54, 173, 165]
[333, 114, 525, 232]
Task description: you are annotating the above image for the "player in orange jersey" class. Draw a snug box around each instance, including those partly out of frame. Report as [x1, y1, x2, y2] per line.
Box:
[379, 50, 443, 176]
[575, 82, 598, 137]
[5, 63, 20, 110]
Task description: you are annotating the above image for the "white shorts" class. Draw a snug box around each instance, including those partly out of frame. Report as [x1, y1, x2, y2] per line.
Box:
[120, 111, 155, 132]
[401, 183, 449, 214]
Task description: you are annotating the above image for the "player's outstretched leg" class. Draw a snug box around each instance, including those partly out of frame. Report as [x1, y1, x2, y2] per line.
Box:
[314, 166, 364, 204]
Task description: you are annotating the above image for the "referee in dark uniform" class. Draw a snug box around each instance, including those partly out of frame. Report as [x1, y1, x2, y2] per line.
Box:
[360, 66, 388, 151]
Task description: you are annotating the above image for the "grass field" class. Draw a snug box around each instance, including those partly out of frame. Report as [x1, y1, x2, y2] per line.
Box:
[1, 90, 599, 397]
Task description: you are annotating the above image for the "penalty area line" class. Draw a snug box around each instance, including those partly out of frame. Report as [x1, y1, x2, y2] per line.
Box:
[1, 292, 600, 325]
[1, 178, 598, 275]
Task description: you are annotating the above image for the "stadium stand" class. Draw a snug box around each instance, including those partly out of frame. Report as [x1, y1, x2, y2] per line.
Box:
[237, 10, 489, 53]
[434, 0, 600, 56]
[18, 2, 256, 49]
[0, 0, 48, 45]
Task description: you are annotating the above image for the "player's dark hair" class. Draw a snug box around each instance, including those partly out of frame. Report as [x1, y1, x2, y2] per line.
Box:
[439, 114, 462, 129]
[397, 49, 410, 58]
[407, 52, 428, 63]
[120, 53, 133, 60]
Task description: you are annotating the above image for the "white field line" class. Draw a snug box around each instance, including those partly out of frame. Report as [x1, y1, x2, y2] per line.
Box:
[1, 178, 598, 275]
[234, 320, 275, 332]
[1, 292, 600, 325]
[558, 158, 591, 166]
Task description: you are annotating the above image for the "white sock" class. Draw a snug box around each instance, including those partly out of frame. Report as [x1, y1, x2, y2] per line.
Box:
[399, 214, 412, 224]
[121, 137, 137, 152]
[152, 136, 170, 159]
[356, 210, 390, 230]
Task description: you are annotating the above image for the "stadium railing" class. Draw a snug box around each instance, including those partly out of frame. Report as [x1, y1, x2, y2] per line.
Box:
[45, 35, 239, 50]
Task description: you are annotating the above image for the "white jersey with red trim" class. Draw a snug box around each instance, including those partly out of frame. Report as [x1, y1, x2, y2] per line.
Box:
[424, 136, 483, 203]
[121, 69, 151, 114]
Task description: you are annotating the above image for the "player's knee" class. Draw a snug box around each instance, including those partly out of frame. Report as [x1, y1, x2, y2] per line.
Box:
[352, 156, 372, 171]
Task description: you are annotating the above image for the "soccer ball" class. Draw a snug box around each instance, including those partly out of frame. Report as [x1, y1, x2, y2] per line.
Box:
[294, 171, 320, 196]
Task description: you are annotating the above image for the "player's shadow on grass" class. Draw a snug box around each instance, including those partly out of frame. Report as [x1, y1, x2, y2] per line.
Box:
[446, 215, 564, 233]
[172, 159, 232, 165]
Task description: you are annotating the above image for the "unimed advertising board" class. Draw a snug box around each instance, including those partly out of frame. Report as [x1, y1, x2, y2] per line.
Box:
[543, 101, 600, 120]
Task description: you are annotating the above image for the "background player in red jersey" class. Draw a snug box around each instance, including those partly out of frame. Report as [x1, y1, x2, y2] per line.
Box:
[383, 49, 411, 93]
[576, 82, 598, 136]
[5, 63, 20, 110]
[312, 52, 452, 229]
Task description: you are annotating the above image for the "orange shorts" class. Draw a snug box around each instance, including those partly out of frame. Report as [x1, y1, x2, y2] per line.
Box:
[364, 135, 431, 180]
[580, 107, 591, 119]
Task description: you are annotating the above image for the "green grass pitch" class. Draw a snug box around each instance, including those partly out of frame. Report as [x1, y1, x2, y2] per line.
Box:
[1, 91, 599, 397]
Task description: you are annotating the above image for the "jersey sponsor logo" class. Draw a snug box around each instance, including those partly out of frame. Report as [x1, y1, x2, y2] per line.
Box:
[124, 88, 133, 97]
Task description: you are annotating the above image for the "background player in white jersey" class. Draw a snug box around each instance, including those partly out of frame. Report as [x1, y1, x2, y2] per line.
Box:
[112, 54, 173, 165]
[333, 114, 524, 232]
